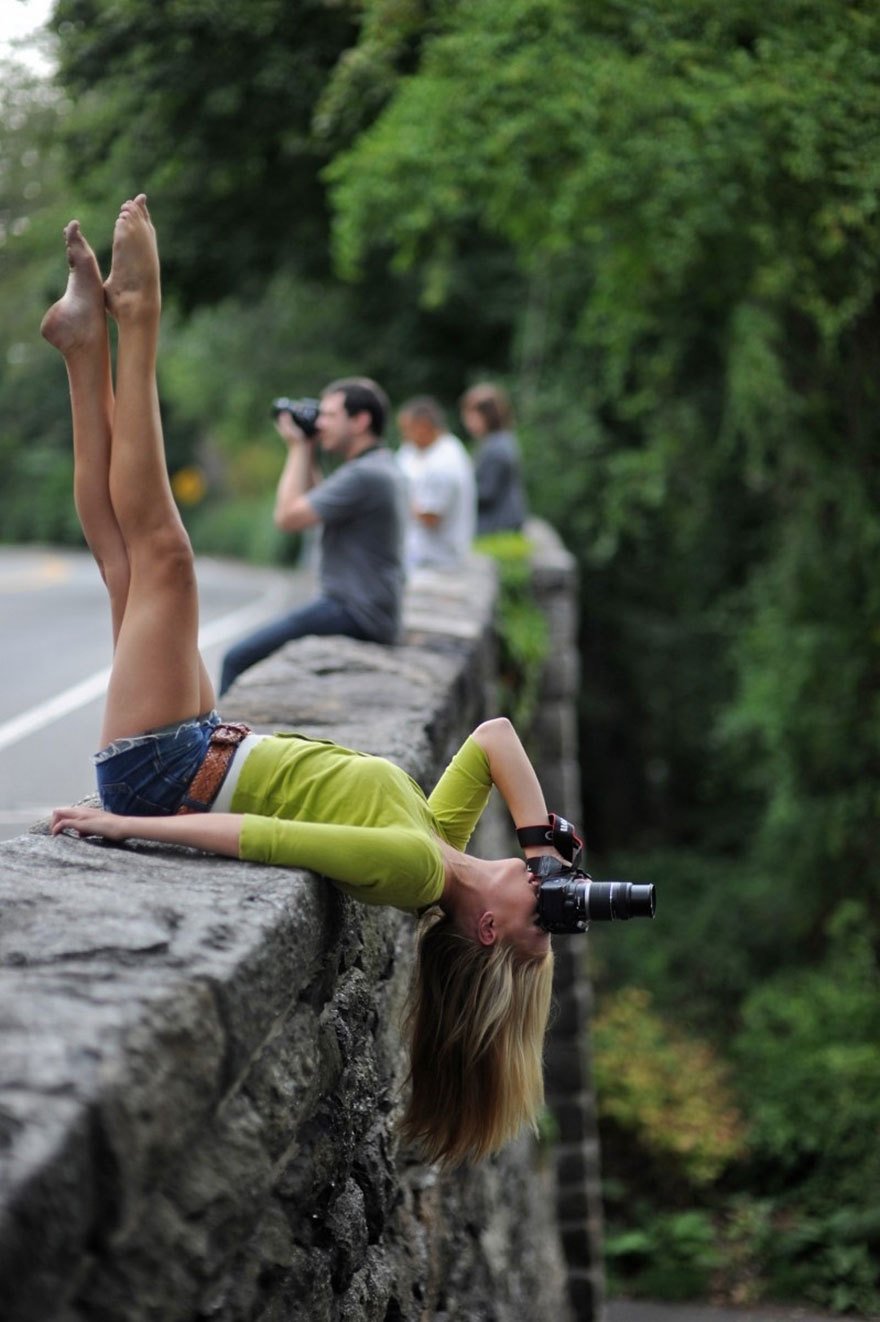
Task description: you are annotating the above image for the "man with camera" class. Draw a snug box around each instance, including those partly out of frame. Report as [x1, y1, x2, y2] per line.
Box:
[219, 377, 406, 695]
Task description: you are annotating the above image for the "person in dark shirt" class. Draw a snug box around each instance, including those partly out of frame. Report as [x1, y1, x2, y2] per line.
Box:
[219, 376, 406, 695]
[459, 382, 527, 535]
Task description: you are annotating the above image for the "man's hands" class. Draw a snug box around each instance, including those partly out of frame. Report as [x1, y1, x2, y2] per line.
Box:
[273, 416, 322, 532]
[275, 410, 309, 447]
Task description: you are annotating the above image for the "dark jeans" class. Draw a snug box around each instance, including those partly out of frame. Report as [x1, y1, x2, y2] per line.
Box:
[94, 710, 221, 815]
[219, 595, 370, 695]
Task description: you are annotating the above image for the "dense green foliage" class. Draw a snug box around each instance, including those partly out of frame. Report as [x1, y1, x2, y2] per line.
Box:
[590, 866, 880, 1309]
[2, 0, 879, 1311]
[329, 0, 880, 914]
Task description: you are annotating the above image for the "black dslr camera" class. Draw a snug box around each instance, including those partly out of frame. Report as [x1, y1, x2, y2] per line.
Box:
[520, 814, 655, 934]
[270, 396, 321, 438]
[528, 855, 656, 934]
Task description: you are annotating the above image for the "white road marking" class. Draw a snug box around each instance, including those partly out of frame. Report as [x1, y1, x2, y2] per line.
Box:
[0, 667, 112, 753]
[0, 580, 290, 753]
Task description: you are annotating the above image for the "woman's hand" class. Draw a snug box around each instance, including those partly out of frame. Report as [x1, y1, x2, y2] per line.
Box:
[51, 807, 244, 857]
[51, 804, 131, 841]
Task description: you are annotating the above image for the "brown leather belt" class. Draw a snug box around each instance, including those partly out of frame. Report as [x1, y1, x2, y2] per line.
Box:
[176, 721, 251, 815]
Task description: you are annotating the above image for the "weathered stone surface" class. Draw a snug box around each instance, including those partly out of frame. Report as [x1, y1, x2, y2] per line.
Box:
[0, 534, 597, 1321]
[527, 525, 608, 1319]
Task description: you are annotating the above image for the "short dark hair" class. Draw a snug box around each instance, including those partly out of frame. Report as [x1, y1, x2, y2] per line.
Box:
[459, 382, 513, 434]
[323, 377, 390, 438]
[398, 395, 447, 430]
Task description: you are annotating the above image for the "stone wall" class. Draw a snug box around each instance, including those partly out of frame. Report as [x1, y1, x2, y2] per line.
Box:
[0, 524, 604, 1322]
[527, 522, 606, 1321]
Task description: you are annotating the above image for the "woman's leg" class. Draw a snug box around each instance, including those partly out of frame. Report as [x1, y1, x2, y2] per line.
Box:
[95, 194, 215, 745]
[43, 196, 214, 747]
[40, 222, 130, 645]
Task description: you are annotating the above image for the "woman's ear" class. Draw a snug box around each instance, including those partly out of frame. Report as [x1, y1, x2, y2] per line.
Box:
[477, 910, 497, 947]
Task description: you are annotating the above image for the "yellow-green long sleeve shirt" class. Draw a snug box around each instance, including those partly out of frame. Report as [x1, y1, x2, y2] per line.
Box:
[232, 733, 492, 912]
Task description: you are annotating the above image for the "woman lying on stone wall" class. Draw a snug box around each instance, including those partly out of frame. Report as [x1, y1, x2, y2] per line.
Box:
[42, 195, 571, 1167]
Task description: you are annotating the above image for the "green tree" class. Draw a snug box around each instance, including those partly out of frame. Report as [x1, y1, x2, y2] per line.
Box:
[0, 59, 85, 543]
[322, 10, 880, 1303]
[45, 0, 523, 451]
[327, 0, 880, 923]
[50, 0, 362, 304]
[730, 902, 880, 1313]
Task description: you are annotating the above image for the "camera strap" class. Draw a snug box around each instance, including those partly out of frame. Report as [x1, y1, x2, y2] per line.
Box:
[517, 813, 584, 865]
[526, 853, 591, 882]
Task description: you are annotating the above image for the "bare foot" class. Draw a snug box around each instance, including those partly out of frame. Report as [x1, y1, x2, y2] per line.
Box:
[40, 221, 107, 355]
[103, 193, 161, 322]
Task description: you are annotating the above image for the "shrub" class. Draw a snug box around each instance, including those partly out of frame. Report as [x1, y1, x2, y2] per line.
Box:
[593, 986, 747, 1189]
[474, 531, 548, 726]
[729, 901, 880, 1314]
[605, 1209, 721, 1301]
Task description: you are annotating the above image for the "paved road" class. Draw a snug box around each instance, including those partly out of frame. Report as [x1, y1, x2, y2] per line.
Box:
[608, 1300, 850, 1322]
[0, 545, 309, 840]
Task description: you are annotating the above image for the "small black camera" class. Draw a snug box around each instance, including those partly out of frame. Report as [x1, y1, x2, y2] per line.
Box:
[270, 396, 321, 438]
[527, 855, 656, 934]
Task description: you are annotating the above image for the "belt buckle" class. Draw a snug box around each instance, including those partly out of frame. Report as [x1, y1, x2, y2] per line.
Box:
[211, 722, 249, 748]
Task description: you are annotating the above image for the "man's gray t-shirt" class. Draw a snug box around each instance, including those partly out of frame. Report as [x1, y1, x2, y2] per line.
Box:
[308, 447, 406, 642]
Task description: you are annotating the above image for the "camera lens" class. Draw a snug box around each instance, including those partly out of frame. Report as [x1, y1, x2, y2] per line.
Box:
[269, 397, 321, 437]
[584, 881, 655, 921]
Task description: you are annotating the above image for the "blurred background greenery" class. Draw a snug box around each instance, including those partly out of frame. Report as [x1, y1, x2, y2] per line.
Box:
[2, 0, 879, 1312]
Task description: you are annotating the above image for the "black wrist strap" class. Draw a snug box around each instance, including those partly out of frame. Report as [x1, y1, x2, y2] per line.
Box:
[517, 813, 584, 865]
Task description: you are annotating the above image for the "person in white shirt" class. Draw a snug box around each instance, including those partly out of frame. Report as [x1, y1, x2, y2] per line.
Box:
[396, 396, 476, 570]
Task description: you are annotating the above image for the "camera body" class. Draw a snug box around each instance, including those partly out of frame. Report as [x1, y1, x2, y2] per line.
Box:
[270, 396, 321, 438]
[527, 855, 656, 934]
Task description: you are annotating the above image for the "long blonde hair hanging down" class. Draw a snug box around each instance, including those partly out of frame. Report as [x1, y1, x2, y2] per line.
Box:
[401, 908, 555, 1166]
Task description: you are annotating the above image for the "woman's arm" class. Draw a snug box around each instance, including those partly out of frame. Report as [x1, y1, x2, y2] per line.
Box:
[470, 717, 566, 861]
[51, 807, 443, 908]
[51, 805, 244, 857]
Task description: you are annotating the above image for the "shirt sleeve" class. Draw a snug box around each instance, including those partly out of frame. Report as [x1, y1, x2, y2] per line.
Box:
[239, 815, 445, 911]
[427, 736, 494, 850]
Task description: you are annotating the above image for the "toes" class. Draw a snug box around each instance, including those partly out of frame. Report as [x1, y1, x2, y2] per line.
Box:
[64, 221, 94, 269]
[117, 193, 150, 223]
[62, 220, 101, 273]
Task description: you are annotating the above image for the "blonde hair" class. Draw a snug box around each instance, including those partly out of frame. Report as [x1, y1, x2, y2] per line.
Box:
[401, 909, 554, 1166]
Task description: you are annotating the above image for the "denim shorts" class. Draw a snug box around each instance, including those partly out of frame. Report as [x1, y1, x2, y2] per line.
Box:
[93, 711, 221, 816]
